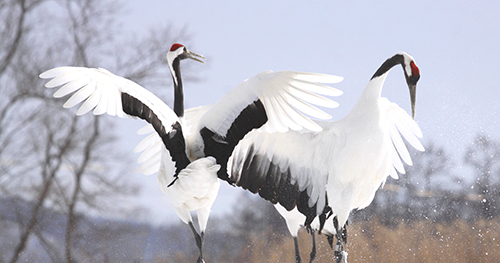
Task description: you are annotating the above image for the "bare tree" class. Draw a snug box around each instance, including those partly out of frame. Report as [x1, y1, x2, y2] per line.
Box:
[9, 113, 80, 263]
[410, 141, 451, 192]
[0, 0, 45, 175]
[358, 141, 455, 225]
[408, 141, 461, 222]
[0, 0, 195, 262]
[464, 134, 500, 219]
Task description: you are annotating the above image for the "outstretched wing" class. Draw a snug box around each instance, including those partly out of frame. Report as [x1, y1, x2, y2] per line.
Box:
[380, 98, 425, 179]
[199, 71, 343, 135]
[198, 70, 343, 182]
[40, 66, 191, 175]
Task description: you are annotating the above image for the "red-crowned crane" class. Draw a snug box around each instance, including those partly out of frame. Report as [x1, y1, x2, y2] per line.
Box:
[230, 52, 424, 263]
[39, 43, 344, 263]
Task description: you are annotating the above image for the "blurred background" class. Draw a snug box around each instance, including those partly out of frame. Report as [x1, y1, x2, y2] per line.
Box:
[1, 0, 499, 262]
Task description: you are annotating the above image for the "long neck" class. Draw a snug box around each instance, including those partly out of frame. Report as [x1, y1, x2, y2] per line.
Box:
[362, 53, 405, 100]
[371, 53, 404, 80]
[171, 58, 184, 117]
[360, 74, 388, 102]
[347, 54, 404, 119]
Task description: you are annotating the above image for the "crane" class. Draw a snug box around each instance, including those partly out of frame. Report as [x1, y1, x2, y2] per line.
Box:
[230, 52, 424, 263]
[39, 43, 343, 263]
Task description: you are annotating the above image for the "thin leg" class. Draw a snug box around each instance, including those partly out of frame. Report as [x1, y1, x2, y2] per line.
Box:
[333, 217, 347, 263]
[293, 236, 301, 263]
[199, 231, 205, 263]
[341, 221, 348, 243]
[334, 235, 344, 263]
[326, 234, 334, 249]
[189, 222, 204, 263]
[309, 229, 316, 263]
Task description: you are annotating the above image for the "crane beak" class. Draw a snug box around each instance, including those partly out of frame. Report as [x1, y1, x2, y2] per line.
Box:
[409, 84, 416, 119]
[186, 50, 206, 64]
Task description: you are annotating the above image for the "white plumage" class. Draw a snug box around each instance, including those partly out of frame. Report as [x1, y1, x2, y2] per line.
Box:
[230, 52, 423, 263]
[40, 43, 343, 263]
[162, 156, 221, 231]
[198, 70, 342, 135]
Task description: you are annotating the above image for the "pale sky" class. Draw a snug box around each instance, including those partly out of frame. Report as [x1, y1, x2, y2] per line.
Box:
[112, 1, 500, 224]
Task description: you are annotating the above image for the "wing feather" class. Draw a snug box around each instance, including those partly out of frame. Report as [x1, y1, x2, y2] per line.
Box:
[77, 83, 103, 115]
[63, 83, 95, 108]
[394, 114, 425, 151]
[230, 127, 329, 216]
[272, 95, 303, 131]
[53, 78, 89, 98]
[389, 166, 399, 180]
[198, 70, 342, 135]
[93, 83, 112, 115]
[262, 96, 287, 133]
[292, 72, 344, 85]
[135, 132, 158, 153]
[41, 66, 190, 174]
[286, 83, 339, 108]
[291, 79, 344, 96]
[45, 71, 85, 88]
[137, 140, 162, 164]
[389, 122, 412, 165]
[380, 98, 425, 178]
[390, 141, 406, 174]
[41, 66, 178, 124]
[140, 152, 162, 175]
[282, 88, 332, 120]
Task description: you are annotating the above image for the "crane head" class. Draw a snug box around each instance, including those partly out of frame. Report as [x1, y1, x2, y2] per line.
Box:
[401, 54, 420, 119]
[167, 43, 206, 87]
[371, 52, 421, 119]
[168, 43, 206, 64]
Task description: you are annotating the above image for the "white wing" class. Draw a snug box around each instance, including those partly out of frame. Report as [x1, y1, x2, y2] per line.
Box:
[40, 66, 191, 174]
[134, 125, 163, 175]
[380, 98, 424, 179]
[40, 67, 179, 124]
[198, 71, 343, 135]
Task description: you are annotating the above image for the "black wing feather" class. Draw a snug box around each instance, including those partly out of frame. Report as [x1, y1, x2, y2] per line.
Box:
[233, 146, 331, 229]
[201, 99, 268, 182]
[121, 93, 190, 176]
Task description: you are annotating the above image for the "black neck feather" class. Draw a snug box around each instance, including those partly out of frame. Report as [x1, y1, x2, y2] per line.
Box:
[371, 54, 405, 80]
[171, 58, 184, 117]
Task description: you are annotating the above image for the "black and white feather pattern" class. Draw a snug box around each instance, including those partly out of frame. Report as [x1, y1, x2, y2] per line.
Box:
[41, 67, 191, 175]
[40, 67, 344, 181]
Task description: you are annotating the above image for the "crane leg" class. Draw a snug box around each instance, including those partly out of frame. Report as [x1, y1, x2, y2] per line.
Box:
[334, 237, 345, 263]
[309, 228, 316, 263]
[189, 222, 205, 263]
[326, 234, 334, 249]
[333, 217, 348, 263]
[341, 220, 348, 244]
[293, 236, 302, 263]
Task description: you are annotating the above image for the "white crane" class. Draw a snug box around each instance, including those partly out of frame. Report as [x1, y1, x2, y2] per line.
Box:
[230, 52, 424, 263]
[39, 43, 343, 263]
